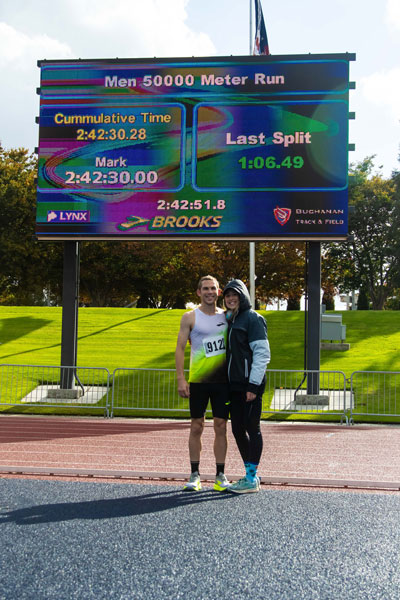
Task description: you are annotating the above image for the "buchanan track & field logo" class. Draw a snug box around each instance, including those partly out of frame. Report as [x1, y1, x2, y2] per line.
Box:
[273, 206, 291, 226]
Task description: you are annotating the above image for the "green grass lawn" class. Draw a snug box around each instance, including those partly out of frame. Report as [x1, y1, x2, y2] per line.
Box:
[1, 306, 400, 421]
[0, 306, 179, 370]
[2, 306, 400, 373]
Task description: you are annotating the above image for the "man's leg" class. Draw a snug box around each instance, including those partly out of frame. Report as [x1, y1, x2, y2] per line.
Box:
[183, 417, 204, 491]
[213, 417, 228, 464]
[213, 417, 230, 491]
[188, 417, 205, 462]
[209, 384, 230, 491]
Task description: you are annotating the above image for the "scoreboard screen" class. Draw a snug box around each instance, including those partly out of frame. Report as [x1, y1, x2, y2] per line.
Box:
[35, 53, 354, 240]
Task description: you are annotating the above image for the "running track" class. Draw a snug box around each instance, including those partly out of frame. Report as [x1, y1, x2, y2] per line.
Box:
[1, 415, 400, 491]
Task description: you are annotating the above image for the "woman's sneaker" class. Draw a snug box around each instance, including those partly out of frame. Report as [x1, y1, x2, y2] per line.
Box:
[183, 471, 202, 491]
[213, 473, 230, 492]
[228, 477, 259, 494]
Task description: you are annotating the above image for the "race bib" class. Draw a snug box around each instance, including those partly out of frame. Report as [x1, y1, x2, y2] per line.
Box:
[203, 334, 226, 358]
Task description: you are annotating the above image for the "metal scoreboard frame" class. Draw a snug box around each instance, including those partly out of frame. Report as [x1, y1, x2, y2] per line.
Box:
[35, 53, 355, 241]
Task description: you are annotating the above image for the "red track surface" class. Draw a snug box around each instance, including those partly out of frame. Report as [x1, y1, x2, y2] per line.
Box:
[1, 415, 400, 492]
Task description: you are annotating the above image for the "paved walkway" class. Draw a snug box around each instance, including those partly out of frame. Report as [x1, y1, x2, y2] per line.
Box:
[1, 415, 400, 491]
[2, 477, 400, 600]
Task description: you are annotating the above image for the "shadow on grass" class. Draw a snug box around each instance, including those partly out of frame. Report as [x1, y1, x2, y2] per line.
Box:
[111, 351, 181, 371]
[0, 317, 52, 346]
[0, 310, 168, 362]
[78, 309, 169, 342]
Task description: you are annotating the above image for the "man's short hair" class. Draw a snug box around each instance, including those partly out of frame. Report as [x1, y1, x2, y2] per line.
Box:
[197, 275, 219, 290]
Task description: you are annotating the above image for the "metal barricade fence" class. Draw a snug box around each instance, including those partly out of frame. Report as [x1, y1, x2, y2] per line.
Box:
[0, 364, 111, 416]
[110, 367, 190, 417]
[110, 367, 349, 421]
[4, 364, 400, 423]
[263, 369, 349, 422]
[349, 371, 400, 421]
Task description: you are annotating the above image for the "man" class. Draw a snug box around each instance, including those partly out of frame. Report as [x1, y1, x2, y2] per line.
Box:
[175, 275, 230, 492]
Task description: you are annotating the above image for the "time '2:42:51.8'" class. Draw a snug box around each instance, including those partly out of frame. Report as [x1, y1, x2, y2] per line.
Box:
[157, 199, 226, 210]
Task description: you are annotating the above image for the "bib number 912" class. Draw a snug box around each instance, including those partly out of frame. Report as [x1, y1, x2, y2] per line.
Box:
[203, 335, 226, 357]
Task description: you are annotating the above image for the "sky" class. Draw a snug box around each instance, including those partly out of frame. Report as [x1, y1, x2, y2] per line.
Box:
[0, 0, 399, 178]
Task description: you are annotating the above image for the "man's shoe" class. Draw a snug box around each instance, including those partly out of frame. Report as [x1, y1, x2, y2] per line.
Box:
[183, 471, 202, 491]
[228, 477, 259, 494]
[213, 473, 230, 492]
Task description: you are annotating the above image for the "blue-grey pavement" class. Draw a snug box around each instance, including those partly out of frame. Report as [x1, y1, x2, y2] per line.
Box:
[1, 479, 400, 599]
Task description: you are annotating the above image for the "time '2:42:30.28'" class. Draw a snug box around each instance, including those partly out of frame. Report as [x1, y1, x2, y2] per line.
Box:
[76, 128, 147, 141]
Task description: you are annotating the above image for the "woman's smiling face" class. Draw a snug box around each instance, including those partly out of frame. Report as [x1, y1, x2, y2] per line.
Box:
[224, 289, 240, 311]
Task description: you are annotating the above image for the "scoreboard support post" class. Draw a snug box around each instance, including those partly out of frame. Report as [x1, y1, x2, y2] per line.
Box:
[306, 241, 321, 393]
[60, 241, 80, 388]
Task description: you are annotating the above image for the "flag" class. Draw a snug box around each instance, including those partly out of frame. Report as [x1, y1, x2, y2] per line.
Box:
[253, 0, 270, 56]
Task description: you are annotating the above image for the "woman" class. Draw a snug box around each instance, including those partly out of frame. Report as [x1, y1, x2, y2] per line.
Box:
[223, 279, 270, 493]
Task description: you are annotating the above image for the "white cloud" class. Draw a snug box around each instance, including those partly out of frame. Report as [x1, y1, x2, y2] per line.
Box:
[0, 22, 72, 69]
[385, 0, 400, 31]
[361, 68, 400, 123]
[0, 22, 73, 150]
[0, 0, 215, 59]
[76, 0, 216, 57]
[77, 0, 214, 57]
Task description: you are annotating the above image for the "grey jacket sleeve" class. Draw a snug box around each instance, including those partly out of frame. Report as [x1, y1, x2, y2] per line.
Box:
[247, 312, 271, 392]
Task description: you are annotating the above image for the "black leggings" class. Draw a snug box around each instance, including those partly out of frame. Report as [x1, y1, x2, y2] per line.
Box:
[229, 391, 263, 465]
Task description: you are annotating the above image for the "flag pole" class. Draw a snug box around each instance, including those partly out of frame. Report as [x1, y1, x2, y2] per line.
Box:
[249, 0, 253, 55]
[249, 0, 256, 307]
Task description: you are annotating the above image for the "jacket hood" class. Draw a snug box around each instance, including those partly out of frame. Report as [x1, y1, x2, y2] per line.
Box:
[223, 279, 252, 312]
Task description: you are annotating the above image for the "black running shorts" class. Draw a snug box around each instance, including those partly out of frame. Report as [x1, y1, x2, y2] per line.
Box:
[189, 382, 230, 420]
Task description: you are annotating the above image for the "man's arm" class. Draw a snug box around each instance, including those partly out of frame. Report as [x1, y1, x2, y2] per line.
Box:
[175, 311, 193, 398]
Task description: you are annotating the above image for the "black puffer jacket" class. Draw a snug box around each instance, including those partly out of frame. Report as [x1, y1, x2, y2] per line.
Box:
[223, 279, 271, 395]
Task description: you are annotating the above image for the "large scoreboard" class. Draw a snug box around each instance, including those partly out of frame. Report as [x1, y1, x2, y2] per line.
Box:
[35, 53, 355, 240]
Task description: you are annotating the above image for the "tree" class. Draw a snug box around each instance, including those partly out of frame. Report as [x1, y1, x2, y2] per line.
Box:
[324, 157, 399, 310]
[79, 241, 142, 307]
[0, 146, 63, 305]
[357, 287, 370, 310]
[321, 247, 341, 310]
[256, 242, 305, 309]
[129, 241, 216, 308]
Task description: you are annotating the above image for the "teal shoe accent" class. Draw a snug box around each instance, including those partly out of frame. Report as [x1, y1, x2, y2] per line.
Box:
[228, 477, 259, 494]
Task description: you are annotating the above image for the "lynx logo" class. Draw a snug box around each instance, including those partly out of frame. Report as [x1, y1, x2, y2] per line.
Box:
[47, 210, 90, 223]
[273, 206, 291, 226]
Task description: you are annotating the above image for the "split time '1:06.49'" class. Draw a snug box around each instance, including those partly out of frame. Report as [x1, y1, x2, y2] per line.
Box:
[238, 156, 304, 169]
